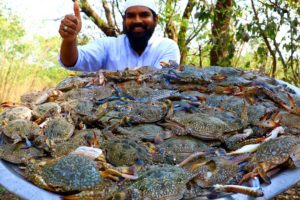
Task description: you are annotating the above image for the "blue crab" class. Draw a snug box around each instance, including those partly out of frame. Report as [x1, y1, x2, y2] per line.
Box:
[51, 129, 104, 158]
[154, 136, 210, 164]
[0, 106, 32, 123]
[20, 88, 62, 106]
[101, 137, 152, 167]
[24, 154, 102, 192]
[56, 76, 94, 92]
[241, 135, 300, 184]
[113, 164, 193, 200]
[43, 117, 75, 143]
[0, 142, 44, 164]
[1, 119, 40, 145]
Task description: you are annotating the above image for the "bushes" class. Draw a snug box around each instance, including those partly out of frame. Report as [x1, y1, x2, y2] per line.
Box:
[0, 13, 71, 103]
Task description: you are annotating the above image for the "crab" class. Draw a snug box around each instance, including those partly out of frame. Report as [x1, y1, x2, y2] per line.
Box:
[24, 154, 102, 192]
[31, 102, 61, 119]
[42, 117, 75, 143]
[60, 99, 103, 126]
[62, 179, 125, 200]
[163, 107, 246, 141]
[51, 129, 104, 158]
[115, 124, 167, 142]
[154, 135, 210, 164]
[240, 135, 300, 184]
[163, 65, 211, 84]
[100, 66, 157, 83]
[99, 100, 173, 127]
[260, 87, 300, 116]
[0, 142, 44, 164]
[186, 157, 242, 188]
[117, 82, 181, 102]
[20, 88, 62, 106]
[58, 83, 115, 102]
[178, 153, 263, 198]
[113, 164, 193, 200]
[101, 137, 152, 167]
[0, 106, 32, 123]
[56, 76, 94, 92]
[1, 119, 40, 145]
[277, 111, 300, 131]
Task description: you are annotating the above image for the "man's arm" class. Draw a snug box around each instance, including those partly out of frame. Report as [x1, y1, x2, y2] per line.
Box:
[58, 1, 82, 67]
[154, 38, 180, 68]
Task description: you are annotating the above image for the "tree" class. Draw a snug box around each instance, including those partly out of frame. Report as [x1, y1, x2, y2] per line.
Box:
[72, 0, 300, 86]
[210, 0, 234, 66]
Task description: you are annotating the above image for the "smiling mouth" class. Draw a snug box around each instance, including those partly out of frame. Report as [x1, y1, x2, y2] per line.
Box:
[132, 27, 145, 32]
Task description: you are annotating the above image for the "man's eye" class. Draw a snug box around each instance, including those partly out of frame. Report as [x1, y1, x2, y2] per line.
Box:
[140, 13, 151, 18]
[126, 14, 135, 18]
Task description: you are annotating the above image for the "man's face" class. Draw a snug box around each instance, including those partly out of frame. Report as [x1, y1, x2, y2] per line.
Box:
[123, 6, 158, 50]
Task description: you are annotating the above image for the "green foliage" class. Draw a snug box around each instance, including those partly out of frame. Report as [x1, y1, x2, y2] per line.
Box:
[0, 13, 70, 102]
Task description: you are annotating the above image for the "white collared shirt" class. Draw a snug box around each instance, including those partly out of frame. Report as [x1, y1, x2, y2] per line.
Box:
[59, 34, 180, 72]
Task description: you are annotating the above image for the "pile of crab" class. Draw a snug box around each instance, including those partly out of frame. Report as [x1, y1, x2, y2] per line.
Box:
[1, 63, 300, 199]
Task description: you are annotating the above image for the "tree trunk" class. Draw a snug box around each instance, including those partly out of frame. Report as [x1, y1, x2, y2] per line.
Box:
[178, 0, 197, 64]
[210, 0, 233, 66]
[163, 0, 178, 42]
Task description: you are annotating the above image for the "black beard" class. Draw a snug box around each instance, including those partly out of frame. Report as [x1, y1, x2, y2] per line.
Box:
[125, 23, 155, 51]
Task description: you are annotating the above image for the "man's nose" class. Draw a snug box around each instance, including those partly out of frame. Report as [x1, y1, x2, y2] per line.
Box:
[133, 15, 142, 23]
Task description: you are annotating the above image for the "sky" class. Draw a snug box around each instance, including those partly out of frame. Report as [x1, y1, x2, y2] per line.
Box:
[1, 0, 103, 39]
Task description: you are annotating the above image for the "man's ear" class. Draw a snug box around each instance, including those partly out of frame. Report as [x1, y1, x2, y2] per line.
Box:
[154, 15, 158, 26]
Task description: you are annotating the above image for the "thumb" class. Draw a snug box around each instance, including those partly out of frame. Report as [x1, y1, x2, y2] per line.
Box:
[74, 0, 81, 20]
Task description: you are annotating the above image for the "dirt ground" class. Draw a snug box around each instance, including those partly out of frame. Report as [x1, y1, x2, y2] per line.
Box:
[273, 183, 300, 200]
[1, 184, 300, 200]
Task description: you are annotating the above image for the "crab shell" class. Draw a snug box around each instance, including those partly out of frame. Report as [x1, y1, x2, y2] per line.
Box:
[26, 154, 102, 192]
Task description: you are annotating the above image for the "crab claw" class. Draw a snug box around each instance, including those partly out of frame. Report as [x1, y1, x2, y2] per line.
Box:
[160, 60, 180, 68]
[1, 101, 19, 108]
[279, 93, 300, 116]
[256, 111, 281, 128]
[211, 73, 227, 81]
[212, 184, 264, 197]
[85, 131, 100, 147]
[240, 164, 271, 185]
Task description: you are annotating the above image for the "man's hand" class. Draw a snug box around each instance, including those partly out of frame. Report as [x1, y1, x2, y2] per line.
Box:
[59, 0, 82, 42]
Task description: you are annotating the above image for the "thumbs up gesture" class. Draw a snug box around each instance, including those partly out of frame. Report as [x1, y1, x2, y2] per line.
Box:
[59, 0, 82, 42]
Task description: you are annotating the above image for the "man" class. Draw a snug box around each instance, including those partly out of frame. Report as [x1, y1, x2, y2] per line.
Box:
[58, 0, 180, 72]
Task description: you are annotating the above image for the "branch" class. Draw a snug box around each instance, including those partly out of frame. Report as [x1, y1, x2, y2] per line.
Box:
[102, 0, 115, 28]
[75, 0, 119, 36]
[111, 0, 121, 33]
[251, 0, 277, 77]
[178, 0, 197, 63]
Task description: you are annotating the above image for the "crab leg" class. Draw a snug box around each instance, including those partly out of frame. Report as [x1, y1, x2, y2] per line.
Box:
[239, 163, 271, 185]
[256, 111, 281, 128]
[212, 184, 264, 197]
[280, 93, 300, 115]
[177, 151, 207, 167]
[101, 168, 139, 181]
[262, 88, 300, 116]
[227, 143, 260, 155]
[227, 126, 284, 155]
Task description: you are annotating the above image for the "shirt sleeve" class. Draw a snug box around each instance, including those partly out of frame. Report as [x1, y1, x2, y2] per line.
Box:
[58, 38, 109, 72]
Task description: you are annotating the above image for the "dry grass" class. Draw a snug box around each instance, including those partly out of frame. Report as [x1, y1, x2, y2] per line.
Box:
[0, 54, 70, 103]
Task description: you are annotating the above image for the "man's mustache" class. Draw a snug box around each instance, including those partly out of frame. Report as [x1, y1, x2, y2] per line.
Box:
[129, 23, 147, 30]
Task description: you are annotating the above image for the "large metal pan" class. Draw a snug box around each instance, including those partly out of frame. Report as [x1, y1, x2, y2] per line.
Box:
[1, 159, 300, 200]
[1, 80, 300, 200]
